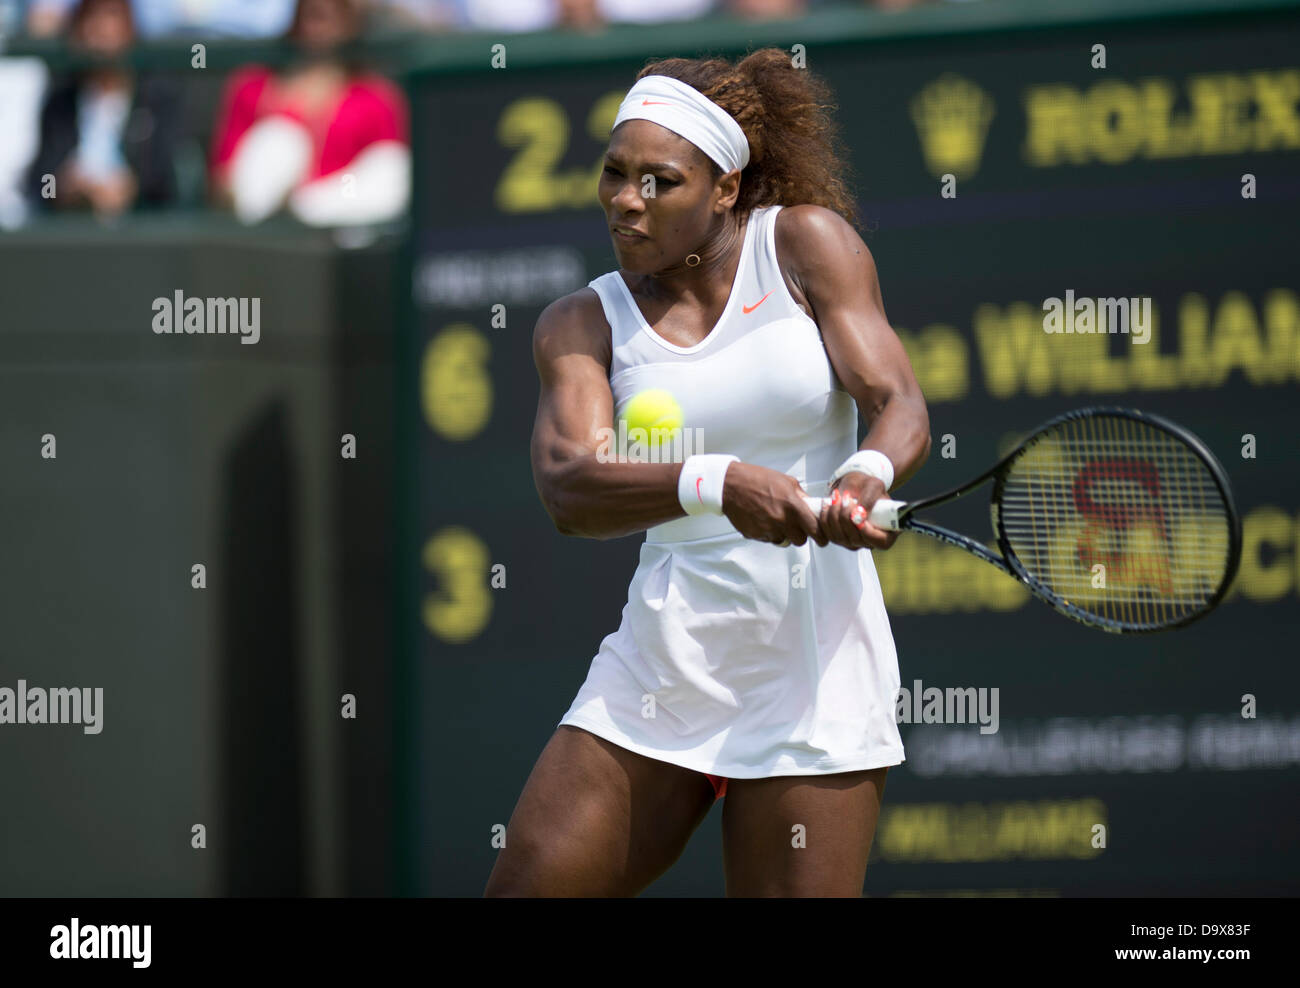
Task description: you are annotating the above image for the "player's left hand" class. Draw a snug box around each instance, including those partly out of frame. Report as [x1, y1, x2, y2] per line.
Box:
[818, 472, 900, 551]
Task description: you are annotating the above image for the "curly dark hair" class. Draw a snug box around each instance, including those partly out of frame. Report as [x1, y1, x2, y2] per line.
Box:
[635, 48, 860, 232]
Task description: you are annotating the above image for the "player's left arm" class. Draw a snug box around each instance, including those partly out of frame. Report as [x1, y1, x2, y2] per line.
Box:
[777, 204, 931, 550]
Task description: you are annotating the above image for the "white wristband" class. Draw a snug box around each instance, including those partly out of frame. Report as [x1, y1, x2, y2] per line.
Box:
[678, 454, 739, 516]
[830, 449, 894, 491]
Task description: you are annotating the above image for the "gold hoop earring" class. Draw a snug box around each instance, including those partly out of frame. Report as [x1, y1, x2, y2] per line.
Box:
[685, 253, 702, 267]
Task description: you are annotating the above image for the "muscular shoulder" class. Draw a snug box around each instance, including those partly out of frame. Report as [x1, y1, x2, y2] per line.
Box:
[532, 286, 612, 376]
[775, 204, 873, 268]
[774, 204, 879, 304]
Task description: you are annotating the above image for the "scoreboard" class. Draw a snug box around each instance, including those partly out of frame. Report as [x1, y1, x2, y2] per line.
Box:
[401, 0, 1300, 895]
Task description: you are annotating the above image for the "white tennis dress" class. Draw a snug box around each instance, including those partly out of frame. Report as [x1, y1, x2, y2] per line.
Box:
[558, 204, 905, 779]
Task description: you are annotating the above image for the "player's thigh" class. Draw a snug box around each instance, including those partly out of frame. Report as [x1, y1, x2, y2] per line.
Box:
[721, 767, 889, 897]
[484, 725, 717, 896]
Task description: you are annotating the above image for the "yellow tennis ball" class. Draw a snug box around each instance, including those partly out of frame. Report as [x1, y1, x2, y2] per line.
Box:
[621, 389, 683, 438]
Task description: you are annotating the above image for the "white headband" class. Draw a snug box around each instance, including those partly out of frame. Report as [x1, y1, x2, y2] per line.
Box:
[611, 74, 750, 175]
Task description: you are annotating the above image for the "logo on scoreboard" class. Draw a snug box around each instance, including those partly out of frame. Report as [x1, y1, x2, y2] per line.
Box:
[910, 74, 996, 181]
[1023, 68, 1300, 167]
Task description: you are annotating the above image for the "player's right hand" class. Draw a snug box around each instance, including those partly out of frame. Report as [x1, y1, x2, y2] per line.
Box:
[821, 473, 899, 552]
[720, 462, 828, 548]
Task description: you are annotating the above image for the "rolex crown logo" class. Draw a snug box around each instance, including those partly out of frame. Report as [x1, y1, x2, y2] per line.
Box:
[910, 74, 996, 181]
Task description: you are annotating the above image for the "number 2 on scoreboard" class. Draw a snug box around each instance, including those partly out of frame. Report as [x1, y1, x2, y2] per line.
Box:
[495, 92, 624, 213]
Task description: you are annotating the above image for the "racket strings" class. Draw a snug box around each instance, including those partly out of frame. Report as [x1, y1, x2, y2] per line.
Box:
[998, 414, 1232, 628]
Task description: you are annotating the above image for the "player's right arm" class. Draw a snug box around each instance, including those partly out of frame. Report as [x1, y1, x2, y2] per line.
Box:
[530, 290, 823, 545]
[530, 290, 686, 540]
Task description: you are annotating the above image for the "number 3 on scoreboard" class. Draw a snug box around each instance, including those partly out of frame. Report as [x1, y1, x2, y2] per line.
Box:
[495, 92, 624, 213]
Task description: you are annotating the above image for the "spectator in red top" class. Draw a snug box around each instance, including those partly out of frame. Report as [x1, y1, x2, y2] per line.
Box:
[210, 0, 410, 226]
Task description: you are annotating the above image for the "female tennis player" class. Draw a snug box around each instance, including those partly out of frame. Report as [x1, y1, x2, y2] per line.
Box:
[486, 49, 930, 897]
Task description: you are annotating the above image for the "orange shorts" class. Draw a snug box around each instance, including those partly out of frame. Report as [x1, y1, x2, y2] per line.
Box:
[704, 773, 728, 800]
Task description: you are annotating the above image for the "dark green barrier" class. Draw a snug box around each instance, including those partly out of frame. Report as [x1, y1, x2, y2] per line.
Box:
[0, 217, 401, 895]
[405, 0, 1300, 895]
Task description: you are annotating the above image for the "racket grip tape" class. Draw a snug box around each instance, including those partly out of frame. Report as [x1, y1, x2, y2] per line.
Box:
[801, 495, 906, 531]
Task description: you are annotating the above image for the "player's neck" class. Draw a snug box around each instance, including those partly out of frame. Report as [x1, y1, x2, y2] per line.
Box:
[643, 211, 745, 302]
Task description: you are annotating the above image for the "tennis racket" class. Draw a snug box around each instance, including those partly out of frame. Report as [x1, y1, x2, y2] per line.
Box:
[802, 406, 1242, 634]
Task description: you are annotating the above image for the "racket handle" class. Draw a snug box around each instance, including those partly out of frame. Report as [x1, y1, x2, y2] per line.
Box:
[801, 494, 907, 531]
[869, 498, 906, 531]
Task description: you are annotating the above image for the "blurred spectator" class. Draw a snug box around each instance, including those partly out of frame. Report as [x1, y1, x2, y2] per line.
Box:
[725, 0, 807, 18]
[366, 0, 461, 32]
[210, 0, 410, 226]
[445, 0, 709, 32]
[26, 0, 297, 39]
[23, 0, 68, 37]
[598, 0, 713, 25]
[26, 0, 182, 217]
[558, 0, 602, 32]
[0, 56, 48, 228]
[448, 0, 557, 32]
